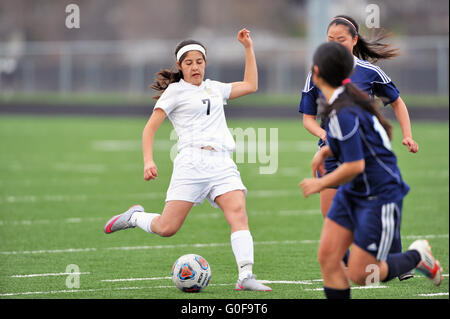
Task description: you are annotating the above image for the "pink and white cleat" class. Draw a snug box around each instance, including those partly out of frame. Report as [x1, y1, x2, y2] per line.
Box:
[104, 204, 144, 234]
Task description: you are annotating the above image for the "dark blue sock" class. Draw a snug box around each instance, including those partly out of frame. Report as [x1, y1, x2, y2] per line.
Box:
[383, 250, 421, 282]
[323, 286, 350, 299]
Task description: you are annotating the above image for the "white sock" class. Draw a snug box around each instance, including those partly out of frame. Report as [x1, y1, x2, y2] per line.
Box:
[131, 212, 160, 234]
[230, 230, 254, 281]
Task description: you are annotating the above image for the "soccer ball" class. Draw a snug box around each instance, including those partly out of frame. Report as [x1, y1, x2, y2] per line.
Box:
[171, 254, 211, 293]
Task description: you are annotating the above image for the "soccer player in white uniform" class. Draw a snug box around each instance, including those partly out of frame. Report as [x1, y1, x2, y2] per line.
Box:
[104, 29, 271, 292]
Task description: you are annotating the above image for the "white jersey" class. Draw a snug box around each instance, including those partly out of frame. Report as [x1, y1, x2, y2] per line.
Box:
[154, 79, 235, 152]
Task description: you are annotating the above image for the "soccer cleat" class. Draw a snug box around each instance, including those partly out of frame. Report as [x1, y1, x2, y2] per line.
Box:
[398, 269, 415, 281]
[408, 239, 443, 286]
[104, 204, 144, 234]
[235, 274, 272, 292]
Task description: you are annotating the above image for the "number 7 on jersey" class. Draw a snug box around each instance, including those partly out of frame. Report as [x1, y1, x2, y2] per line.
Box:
[202, 98, 211, 115]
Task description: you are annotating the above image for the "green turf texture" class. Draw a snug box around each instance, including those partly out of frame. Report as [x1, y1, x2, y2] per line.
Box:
[0, 115, 448, 299]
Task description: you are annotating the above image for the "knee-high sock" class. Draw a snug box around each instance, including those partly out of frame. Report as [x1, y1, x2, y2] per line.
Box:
[382, 250, 421, 282]
[231, 230, 254, 281]
[131, 212, 160, 234]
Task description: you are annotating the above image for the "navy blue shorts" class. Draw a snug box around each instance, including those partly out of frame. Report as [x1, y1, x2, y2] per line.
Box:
[327, 190, 403, 261]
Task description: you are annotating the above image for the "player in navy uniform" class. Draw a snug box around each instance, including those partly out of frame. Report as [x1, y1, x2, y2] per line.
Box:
[299, 41, 443, 299]
[299, 15, 417, 280]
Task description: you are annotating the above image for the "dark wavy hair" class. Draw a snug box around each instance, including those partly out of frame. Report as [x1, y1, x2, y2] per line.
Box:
[150, 40, 207, 100]
[313, 41, 392, 139]
[328, 15, 399, 63]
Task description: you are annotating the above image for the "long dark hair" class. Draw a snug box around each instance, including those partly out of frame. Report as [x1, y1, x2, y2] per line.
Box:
[150, 40, 207, 100]
[313, 41, 392, 139]
[327, 15, 399, 63]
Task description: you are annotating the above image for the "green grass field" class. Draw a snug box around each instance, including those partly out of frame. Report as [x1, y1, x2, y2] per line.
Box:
[0, 115, 448, 299]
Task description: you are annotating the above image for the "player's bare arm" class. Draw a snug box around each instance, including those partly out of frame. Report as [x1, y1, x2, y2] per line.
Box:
[390, 97, 419, 153]
[303, 114, 327, 140]
[300, 159, 365, 197]
[142, 108, 166, 181]
[229, 28, 258, 100]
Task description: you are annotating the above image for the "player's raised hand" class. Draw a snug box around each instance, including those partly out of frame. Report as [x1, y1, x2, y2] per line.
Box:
[144, 160, 158, 181]
[237, 28, 253, 48]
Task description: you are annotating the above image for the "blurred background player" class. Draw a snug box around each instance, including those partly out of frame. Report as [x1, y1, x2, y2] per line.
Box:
[299, 41, 443, 299]
[104, 28, 271, 292]
[299, 15, 418, 280]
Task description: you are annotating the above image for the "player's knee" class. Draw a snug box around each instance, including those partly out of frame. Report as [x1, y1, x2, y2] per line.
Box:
[318, 247, 340, 271]
[159, 229, 177, 237]
[158, 224, 179, 237]
[225, 203, 247, 223]
[347, 267, 367, 286]
[229, 202, 246, 216]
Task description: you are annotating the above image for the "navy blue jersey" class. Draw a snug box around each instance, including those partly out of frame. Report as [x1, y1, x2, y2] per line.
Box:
[299, 56, 400, 116]
[324, 105, 409, 204]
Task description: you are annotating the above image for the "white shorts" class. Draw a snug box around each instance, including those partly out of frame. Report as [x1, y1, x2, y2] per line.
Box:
[166, 147, 247, 208]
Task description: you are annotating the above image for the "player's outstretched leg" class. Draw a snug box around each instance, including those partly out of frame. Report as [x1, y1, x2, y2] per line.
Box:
[408, 239, 443, 286]
[104, 204, 144, 234]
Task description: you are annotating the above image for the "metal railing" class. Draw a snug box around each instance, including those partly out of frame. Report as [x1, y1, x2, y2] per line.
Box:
[0, 36, 448, 95]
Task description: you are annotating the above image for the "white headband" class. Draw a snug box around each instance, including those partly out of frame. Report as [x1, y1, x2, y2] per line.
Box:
[176, 44, 206, 62]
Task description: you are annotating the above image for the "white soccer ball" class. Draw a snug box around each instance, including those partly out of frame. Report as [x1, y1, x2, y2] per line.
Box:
[171, 254, 211, 293]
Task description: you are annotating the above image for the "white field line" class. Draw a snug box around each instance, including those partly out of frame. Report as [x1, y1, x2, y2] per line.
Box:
[91, 140, 317, 153]
[101, 276, 171, 282]
[0, 217, 105, 226]
[99, 274, 449, 284]
[0, 192, 166, 204]
[1, 234, 448, 255]
[100, 277, 316, 285]
[0, 289, 101, 297]
[4, 187, 448, 204]
[12, 272, 90, 278]
[105, 240, 310, 252]
[418, 293, 449, 297]
[2, 276, 448, 297]
[305, 285, 389, 291]
[259, 280, 314, 285]
[3, 185, 448, 205]
[0, 240, 304, 255]
[0, 209, 320, 226]
[1, 283, 446, 298]
[0, 189, 302, 204]
[1, 248, 97, 255]
[0, 283, 235, 297]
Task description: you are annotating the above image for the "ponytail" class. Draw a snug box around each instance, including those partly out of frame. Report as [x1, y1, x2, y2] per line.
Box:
[353, 30, 400, 63]
[328, 15, 400, 63]
[150, 68, 183, 100]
